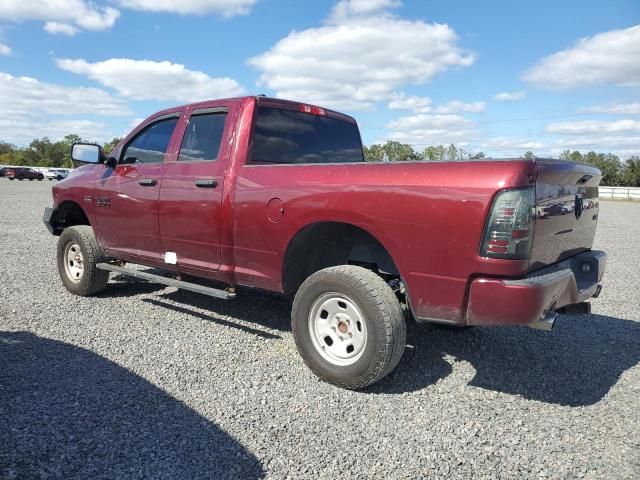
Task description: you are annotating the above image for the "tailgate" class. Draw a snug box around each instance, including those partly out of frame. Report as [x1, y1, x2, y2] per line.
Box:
[530, 160, 602, 270]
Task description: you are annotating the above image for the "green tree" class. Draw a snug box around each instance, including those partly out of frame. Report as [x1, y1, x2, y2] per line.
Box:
[363, 144, 384, 162]
[422, 146, 438, 161]
[621, 156, 640, 187]
[569, 151, 583, 163]
[382, 141, 421, 161]
[446, 144, 458, 161]
[523, 151, 535, 160]
[470, 152, 485, 159]
[0, 141, 15, 156]
[583, 151, 622, 186]
[363, 141, 420, 162]
[103, 137, 122, 156]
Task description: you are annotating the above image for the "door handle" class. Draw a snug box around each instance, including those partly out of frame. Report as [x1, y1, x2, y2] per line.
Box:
[138, 178, 157, 186]
[195, 179, 218, 188]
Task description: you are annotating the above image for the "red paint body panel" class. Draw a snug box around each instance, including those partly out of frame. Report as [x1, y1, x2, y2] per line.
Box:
[233, 160, 535, 321]
[50, 96, 606, 326]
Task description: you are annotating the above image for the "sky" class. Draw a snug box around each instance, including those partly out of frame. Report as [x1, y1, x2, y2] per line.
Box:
[0, 0, 639, 158]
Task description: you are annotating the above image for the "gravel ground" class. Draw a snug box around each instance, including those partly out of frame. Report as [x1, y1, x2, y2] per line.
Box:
[1, 180, 639, 479]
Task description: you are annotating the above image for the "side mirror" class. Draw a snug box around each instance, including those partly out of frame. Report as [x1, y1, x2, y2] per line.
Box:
[71, 143, 103, 165]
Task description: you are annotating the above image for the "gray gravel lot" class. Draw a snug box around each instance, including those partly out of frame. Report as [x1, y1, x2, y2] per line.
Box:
[1, 180, 639, 479]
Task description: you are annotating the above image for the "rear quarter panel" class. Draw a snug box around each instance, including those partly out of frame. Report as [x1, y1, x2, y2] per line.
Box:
[233, 160, 536, 322]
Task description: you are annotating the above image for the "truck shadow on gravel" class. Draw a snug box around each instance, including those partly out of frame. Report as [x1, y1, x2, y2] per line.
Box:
[0, 331, 265, 480]
[371, 314, 640, 406]
[92, 278, 639, 407]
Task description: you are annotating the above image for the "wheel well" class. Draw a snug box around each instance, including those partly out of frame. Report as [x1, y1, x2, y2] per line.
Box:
[282, 222, 400, 294]
[51, 201, 90, 235]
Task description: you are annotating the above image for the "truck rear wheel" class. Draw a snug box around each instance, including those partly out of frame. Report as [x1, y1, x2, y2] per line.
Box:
[57, 226, 109, 296]
[292, 265, 406, 389]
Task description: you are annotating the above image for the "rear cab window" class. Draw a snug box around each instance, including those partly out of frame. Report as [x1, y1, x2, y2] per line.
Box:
[251, 106, 364, 165]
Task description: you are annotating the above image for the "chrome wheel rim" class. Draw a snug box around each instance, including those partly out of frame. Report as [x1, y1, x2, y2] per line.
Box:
[308, 293, 368, 366]
[64, 242, 84, 283]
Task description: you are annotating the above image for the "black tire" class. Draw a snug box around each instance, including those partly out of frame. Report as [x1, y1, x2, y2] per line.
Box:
[17, 176, 23, 181]
[292, 265, 406, 389]
[29, 178, 34, 181]
[57, 226, 109, 296]
[8, 177, 14, 180]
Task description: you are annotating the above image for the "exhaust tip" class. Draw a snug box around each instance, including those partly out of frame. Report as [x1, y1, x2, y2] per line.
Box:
[529, 311, 557, 331]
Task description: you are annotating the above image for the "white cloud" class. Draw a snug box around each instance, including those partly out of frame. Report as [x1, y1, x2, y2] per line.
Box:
[552, 135, 640, 150]
[493, 91, 526, 102]
[545, 119, 640, 135]
[541, 118, 640, 157]
[0, 72, 130, 145]
[388, 93, 432, 112]
[328, 0, 401, 23]
[0, 1, 120, 34]
[56, 57, 245, 102]
[0, 0, 258, 34]
[0, 42, 11, 55]
[579, 102, 640, 115]
[523, 24, 640, 90]
[249, 2, 474, 110]
[116, 0, 257, 17]
[388, 93, 484, 115]
[382, 113, 640, 158]
[128, 118, 145, 129]
[434, 100, 485, 114]
[0, 72, 130, 117]
[476, 137, 544, 157]
[0, 118, 110, 145]
[44, 22, 79, 36]
[385, 113, 476, 146]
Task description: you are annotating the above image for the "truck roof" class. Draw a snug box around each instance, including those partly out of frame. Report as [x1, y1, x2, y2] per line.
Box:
[149, 95, 358, 125]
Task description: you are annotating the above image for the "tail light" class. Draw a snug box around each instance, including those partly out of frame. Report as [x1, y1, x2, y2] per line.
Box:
[481, 187, 535, 259]
[299, 104, 326, 116]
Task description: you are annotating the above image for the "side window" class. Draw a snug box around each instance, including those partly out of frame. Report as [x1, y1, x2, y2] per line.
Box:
[122, 117, 178, 164]
[178, 112, 228, 162]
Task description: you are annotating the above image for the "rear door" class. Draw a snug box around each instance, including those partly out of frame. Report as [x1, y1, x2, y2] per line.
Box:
[93, 112, 181, 262]
[158, 103, 234, 273]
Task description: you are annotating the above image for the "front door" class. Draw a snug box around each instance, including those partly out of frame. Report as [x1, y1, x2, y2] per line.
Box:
[93, 113, 181, 262]
[158, 104, 232, 273]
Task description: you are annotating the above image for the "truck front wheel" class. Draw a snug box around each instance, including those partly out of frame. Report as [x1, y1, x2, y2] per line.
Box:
[292, 265, 406, 389]
[57, 226, 109, 296]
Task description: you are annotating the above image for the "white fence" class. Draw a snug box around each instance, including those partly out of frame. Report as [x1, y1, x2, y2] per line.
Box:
[600, 186, 640, 200]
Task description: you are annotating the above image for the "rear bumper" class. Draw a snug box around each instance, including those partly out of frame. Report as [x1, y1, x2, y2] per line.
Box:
[465, 250, 606, 326]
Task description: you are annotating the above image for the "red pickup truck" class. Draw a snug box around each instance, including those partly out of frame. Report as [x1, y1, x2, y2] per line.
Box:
[44, 96, 606, 389]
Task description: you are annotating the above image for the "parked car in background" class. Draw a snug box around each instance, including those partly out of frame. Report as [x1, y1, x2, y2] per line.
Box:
[0, 167, 7, 177]
[45, 168, 71, 181]
[6, 167, 44, 181]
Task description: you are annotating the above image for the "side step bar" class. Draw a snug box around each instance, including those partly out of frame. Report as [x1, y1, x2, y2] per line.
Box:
[96, 263, 236, 300]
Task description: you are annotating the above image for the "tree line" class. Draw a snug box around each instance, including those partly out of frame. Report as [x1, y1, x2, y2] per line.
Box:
[1, 136, 639, 187]
[364, 141, 640, 187]
[0, 135, 121, 170]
